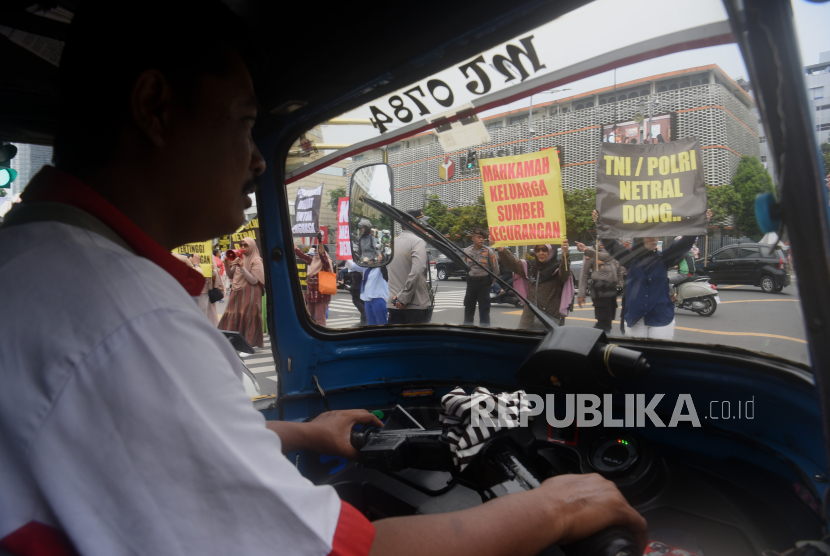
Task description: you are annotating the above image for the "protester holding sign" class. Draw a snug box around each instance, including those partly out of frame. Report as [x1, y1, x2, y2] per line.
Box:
[593, 209, 712, 339]
[219, 237, 265, 347]
[496, 241, 573, 328]
[294, 234, 333, 326]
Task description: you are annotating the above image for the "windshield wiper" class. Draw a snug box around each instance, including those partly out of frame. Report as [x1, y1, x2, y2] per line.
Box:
[360, 196, 557, 332]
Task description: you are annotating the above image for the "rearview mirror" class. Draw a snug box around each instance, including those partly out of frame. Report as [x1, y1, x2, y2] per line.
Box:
[350, 163, 394, 268]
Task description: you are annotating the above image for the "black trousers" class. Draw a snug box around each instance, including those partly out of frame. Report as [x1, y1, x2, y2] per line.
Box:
[464, 276, 492, 325]
[388, 308, 430, 325]
[349, 271, 366, 323]
[592, 296, 617, 333]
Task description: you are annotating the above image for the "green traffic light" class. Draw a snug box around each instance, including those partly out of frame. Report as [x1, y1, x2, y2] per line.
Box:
[0, 168, 17, 187]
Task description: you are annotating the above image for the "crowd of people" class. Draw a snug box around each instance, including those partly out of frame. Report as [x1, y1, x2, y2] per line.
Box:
[291, 206, 714, 341]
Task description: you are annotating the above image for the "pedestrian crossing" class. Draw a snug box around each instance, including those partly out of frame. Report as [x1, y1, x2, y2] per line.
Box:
[238, 335, 277, 384]
[327, 290, 468, 321]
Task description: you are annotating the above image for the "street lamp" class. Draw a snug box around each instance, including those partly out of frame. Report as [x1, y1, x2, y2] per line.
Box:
[528, 89, 570, 150]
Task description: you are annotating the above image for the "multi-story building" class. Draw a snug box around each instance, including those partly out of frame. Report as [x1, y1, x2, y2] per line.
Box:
[806, 51, 830, 148]
[347, 65, 760, 217]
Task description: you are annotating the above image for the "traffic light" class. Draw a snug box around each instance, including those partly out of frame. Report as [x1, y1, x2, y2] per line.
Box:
[0, 143, 18, 189]
[465, 148, 478, 170]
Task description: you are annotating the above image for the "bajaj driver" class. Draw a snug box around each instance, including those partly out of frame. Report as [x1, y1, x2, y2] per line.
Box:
[0, 2, 646, 555]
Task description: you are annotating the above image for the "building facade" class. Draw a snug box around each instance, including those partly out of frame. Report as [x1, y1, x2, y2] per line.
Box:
[806, 51, 830, 148]
[347, 65, 760, 215]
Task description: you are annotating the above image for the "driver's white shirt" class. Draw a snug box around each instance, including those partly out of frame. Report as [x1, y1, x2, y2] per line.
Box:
[0, 174, 373, 556]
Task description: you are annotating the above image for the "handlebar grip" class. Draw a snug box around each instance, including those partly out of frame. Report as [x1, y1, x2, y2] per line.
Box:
[560, 526, 639, 556]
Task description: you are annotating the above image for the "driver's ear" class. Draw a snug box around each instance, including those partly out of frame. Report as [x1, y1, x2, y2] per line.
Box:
[130, 69, 174, 149]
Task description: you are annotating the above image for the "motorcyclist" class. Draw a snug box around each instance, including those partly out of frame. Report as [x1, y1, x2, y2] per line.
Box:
[490, 270, 523, 307]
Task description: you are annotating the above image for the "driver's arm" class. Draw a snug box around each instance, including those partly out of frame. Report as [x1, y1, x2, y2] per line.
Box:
[369, 473, 647, 556]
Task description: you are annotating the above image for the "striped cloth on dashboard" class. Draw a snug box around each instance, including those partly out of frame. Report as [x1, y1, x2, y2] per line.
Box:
[439, 386, 531, 470]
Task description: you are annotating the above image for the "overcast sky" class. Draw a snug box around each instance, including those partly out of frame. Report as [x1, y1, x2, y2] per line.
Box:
[320, 0, 830, 149]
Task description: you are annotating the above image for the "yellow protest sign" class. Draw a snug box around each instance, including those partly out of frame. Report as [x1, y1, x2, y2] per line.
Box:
[173, 241, 213, 278]
[481, 150, 566, 247]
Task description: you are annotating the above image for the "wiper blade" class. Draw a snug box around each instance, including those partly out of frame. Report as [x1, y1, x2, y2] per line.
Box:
[360, 196, 557, 332]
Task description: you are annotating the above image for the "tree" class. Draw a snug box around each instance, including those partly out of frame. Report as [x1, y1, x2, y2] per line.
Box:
[821, 140, 830, 174]
[328, 186, 347, 214]
[730, 156, 775, 240]
[449, 196, 489, 245]
[423, 194, 457, 236]
[706, 183, 741, 225]
[562, 188, 596, 240]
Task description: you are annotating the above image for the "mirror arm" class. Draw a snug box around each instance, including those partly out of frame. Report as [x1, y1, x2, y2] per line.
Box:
[361, 197, 557, 332]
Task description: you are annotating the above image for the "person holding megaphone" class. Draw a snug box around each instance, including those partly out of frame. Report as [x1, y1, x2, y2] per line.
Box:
[219, 237, 265, 347]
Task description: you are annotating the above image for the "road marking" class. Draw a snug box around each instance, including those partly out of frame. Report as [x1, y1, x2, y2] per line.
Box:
[719, 299, 798, 304]
[564, 317, 806, 344]
[719, 285, 744, 289]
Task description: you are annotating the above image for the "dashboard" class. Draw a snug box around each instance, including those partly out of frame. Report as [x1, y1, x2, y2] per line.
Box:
[300, 402, 824, 556]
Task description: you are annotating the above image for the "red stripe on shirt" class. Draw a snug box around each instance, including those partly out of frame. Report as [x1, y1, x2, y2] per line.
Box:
[329, 501, 375, 556]
[20, 166, 205, 296]
[0, 521, 79, 556]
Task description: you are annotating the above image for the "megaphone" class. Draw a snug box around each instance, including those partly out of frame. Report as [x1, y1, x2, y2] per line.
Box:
[225, 249, 244, 261]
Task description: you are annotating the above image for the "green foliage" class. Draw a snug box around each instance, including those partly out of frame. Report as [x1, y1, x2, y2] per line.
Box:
[706, 183, 741, 225]
[328, 186, 347, 214]
[448, 196, 489, 244]
[423, 195, 458, 235]
[821, 140, 830, 174]
[730, 156, 775, 240]
[562, 188, 596, 239]
[0, 189, 5, 197]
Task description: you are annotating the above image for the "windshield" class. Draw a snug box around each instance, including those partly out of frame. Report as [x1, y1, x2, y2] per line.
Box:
[281, 0, 825, 366]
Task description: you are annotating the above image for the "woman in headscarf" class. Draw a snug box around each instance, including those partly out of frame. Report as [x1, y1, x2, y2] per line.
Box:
[191, 252, 225, 327]
[495, 241, 573, 328]
[219, 237, 265, 348]
[294, 240, 332, 326]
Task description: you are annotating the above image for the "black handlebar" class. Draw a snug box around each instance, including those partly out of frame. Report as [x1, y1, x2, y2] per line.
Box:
[352, 428, 639, 556]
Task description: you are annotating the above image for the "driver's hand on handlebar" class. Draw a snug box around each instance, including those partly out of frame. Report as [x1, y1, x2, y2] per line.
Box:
[543, 473, 648, 552]
[305, 410, 383, 460]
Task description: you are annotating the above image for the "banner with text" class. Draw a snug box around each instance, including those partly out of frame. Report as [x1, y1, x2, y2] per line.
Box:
[292, 185, 323, 237]
[218, 217, 261, 254]
[336, 197, 352, 260]
[596, 137, 707, 238]
[173, 241, 212, 278]
[481, 150, 566, 247]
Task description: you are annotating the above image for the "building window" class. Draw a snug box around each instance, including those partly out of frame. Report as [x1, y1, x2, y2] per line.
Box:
[353, 154, 364, 161]
[585, 101, 594, 108]
[388, 145, 401, 153]
[509, 115, 527, 125]
[486, 121, 503, 129]
[599, 99, 607, 105]
[701, 77, 709, 84]
[761, 156, 767, 162]
[669, 84, 679, 91]
[628, 92, 639, 99]
[759, 136, 766, 143]
[811, 87, 824, 100]
[640, 89, 650, 96]
[816, 104, 830, 111]
[607, 96, 616, 103]
[657, 86, 667, 93]
[818, 123, 830, 131]
[575, 104, 584, 110]
[691, 79, 701, 86]
[680, 81, 691, 88]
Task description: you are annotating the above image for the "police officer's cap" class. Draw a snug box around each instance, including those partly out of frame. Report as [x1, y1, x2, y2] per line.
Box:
[471, 226, 489, 238]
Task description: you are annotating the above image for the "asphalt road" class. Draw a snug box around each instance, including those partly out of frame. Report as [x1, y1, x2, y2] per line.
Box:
[219, 274, 809, 396]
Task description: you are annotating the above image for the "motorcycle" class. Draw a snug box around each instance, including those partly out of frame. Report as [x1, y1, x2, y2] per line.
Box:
[669, 272, 719, 317]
